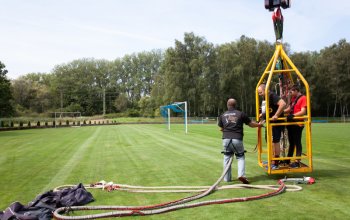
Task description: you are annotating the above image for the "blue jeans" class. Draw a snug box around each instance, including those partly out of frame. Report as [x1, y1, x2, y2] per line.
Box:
[222, 139, 246, 182]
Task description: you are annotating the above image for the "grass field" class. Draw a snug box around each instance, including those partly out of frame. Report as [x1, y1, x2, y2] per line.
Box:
[0, 123, 349, 219]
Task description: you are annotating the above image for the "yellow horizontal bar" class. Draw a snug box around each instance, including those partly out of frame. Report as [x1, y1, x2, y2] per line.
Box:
[264, 69, 295, 74]
[267, 167, 313, 174]
[269, 116, 309, 121]
[271, 156, 308, 160]
[269, 122, 307, 126]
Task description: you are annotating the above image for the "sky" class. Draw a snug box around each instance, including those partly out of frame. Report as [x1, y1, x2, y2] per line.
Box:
[1, 0, 350, 79]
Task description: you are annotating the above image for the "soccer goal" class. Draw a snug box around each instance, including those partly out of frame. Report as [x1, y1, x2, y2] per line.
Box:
[53, 112, 82, 127]
[160, 101, 188, 134]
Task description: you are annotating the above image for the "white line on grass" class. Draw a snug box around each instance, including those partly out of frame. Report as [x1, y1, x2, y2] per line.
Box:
[42, 127, 102, 191]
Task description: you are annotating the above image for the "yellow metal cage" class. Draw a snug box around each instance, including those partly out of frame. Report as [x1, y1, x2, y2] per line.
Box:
[255, 44, 313, 174]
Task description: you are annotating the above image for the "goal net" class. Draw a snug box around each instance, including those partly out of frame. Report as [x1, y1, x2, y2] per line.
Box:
[160, 101, 188, 133]
[53, 112, 82, 127]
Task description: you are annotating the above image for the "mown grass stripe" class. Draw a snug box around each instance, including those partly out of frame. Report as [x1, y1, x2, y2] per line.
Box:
[42, 127, 102, 191]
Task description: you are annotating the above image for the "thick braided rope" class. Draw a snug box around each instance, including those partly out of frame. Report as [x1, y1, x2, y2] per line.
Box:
[53, 157, 291, 219]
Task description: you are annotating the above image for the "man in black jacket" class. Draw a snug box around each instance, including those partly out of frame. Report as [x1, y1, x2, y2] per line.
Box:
[218, 98, 263, 184]
[258, 84, 286, 169]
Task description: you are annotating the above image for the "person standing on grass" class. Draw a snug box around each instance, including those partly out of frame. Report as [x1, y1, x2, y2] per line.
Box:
[218, 98, 263, 184]
[284, 84, 307, 168]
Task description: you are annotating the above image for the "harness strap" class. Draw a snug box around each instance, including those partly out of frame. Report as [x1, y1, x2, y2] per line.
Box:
[221, 139, 234, 155]
[290, 95, 302, 114]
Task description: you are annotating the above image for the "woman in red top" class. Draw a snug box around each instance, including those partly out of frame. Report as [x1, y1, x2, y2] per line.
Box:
[284, 85, 307, 168]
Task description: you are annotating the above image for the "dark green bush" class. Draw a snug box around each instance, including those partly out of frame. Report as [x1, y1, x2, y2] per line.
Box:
[127, 109, 140, 117]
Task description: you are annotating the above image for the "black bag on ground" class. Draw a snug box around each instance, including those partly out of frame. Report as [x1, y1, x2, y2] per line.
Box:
[0, 183, 94, 220]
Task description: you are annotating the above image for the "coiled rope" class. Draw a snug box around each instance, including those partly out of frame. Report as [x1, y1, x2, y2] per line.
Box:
[53, 157, 300, 219]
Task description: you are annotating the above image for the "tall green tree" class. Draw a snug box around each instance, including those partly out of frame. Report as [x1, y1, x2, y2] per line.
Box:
[111, 50, 163, 114]
[315, 39, 350, 117]
[0, 61, 14, 117]
[158, 32, 216, 116]
[290, 51, 321, 113]
[216, 36, 274, 115]
[216, 42, 243, 112]
[51, 58, 117, 115]
[12, 73, 53, 114]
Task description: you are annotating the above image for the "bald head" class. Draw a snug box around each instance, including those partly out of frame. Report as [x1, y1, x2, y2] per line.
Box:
[227, 98, 237, 109]
[258, 84, 266, 96]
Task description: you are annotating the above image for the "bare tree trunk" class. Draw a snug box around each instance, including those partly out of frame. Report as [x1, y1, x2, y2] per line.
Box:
[240, 91, 244, 112]
[333, 94, 338, 117]
[203, 100, 206, 117]
[244, 88, 248, 114]
[341, 102, 345, 122]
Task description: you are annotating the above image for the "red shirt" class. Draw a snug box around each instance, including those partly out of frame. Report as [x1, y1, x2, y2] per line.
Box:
[291, 95, 307, 114]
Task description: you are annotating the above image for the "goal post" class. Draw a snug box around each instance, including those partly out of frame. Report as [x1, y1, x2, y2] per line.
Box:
[53, 112, 82, 127]
[160, 101, 188, 134]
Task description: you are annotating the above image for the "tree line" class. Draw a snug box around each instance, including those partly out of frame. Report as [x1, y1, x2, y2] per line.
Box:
[1, 33, 349, 118]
